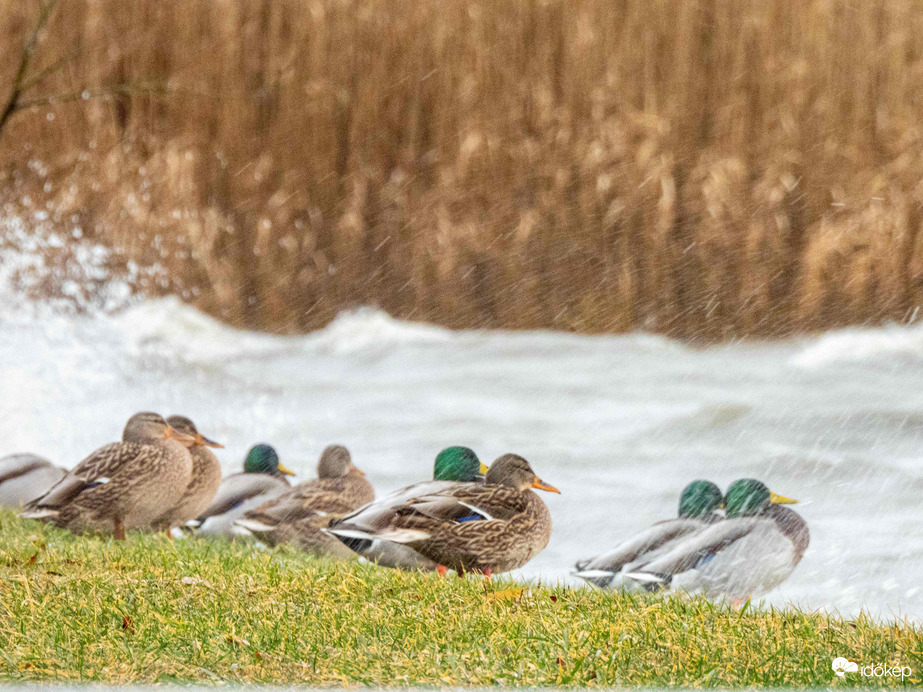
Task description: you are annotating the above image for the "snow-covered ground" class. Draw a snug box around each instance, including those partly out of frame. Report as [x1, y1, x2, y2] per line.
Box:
[2, 222, 921, 622]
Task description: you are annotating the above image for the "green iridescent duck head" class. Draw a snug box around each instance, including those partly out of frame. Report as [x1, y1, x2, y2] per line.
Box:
[243, 444, 295, 477]
[724, 478, 797, 518]
[678, 480, 724, 518]
[433, 446, 489, 482]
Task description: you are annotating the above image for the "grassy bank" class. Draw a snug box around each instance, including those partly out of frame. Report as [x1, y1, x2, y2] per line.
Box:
[2, 1, 923, 339]
[0, 512, 919, 686]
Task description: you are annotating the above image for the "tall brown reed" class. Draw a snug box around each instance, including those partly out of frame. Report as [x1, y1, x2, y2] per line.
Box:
[2, 0, 923, 339]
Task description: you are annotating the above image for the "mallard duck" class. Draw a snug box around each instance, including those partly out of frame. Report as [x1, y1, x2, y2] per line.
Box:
[22, 412, 196, 539]
[0, 454, 66, 508]
[234, 444, 374, 557]
[189, 443, 295, 536]
[330, 446, 489, 570]
[623, 479, 809, 603]
[328, 453, 559, 576]
[151, 416, 224, 531]
[573, 480, 723, 588]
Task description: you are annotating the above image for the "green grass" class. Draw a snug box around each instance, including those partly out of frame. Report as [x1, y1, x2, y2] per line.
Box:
[0, 511, 919, 687]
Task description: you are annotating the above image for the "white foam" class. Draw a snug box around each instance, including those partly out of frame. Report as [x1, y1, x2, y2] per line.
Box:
[303, 307, 452, 355]
[110, 300, 452, 363]
[0, 213, 154, 319]
[112, 296, 287, 363]
[791, 323, 923, 368]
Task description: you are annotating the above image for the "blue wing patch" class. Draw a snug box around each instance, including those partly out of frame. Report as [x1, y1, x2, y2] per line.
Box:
[695, 553, 716, 569]
[456, 512, 487, 523]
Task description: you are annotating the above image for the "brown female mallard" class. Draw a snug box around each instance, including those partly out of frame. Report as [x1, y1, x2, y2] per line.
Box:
[152, 415, 224, 531]
[0, 454, 66, 508]
[234, 444, 373, 557]
[328, 453, 559, 576]
[21, 412, 195, 539]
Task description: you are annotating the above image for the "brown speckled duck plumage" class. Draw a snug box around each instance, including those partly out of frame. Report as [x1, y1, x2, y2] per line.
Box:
[328, 454, 559, 575]
[22, 412, 195, 538]
[152, 416, 224, 530]
[235, 444, 373, 557]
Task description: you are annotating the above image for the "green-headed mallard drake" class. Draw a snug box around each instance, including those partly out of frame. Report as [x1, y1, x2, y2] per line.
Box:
[328, 453, 559, 576]
[21, 412, 195, 539]
[152, 416, 224, 531]
[190, 443, 295, 536]
[0, 454, 66, 508]
[331, 446, 489, 570]
[624, 479, 809, 604]
[573, 480, 723, 588]
[234, 444, 374, 557]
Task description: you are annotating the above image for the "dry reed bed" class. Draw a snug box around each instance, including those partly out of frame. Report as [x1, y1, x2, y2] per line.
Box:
[2, 0, 923, 339]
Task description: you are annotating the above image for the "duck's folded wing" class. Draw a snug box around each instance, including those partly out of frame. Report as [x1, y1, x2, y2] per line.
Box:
[196, 474, 287, 521]
[328, 483, 524, 544]
[242, 482, 355, 525]
[428, 484, 528, 522]
[629, 518, 761, 576]
[332, 480, 462, 533]
[71, 443, 145, 479]
[376, 484, 525, 526]
[281, 478, 351, 508]
[25, 443, 130, 509]
[25, 473, 106, 510]
[402, 496, 495, 523]
[0, 455, 54, 484]
[575, 518, 706, 574]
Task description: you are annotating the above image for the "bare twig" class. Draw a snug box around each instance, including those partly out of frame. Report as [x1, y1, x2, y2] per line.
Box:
[17, 45, 80, 94]
[12, 83, 187, 112]
[0, 0, 63, 135]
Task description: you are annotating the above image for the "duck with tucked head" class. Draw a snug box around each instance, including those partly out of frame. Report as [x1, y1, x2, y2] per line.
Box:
[22, 412, 196, 539]
[190, 443, 295, 536]
[574, 480, 724, 588]
[0, 454, 66, 508]
[152, 415, 224, 532]
[330, 446, 488, 570]
[624, 479, 809, 604]
[329, 453, 559, 577]
[234, 444, 374, 557]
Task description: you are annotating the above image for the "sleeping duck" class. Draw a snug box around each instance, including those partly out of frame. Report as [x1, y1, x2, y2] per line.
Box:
[574, 479, 723, 588]
[623, 478, 809, 604]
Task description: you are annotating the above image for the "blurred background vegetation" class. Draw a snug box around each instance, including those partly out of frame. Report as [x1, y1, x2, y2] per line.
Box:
[2, 0, 923, 339]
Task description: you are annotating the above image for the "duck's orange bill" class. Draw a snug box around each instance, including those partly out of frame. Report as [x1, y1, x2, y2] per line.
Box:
[196, 433, 224, 449]
[277, 463, 296, 476]
[166, 426, 198, 447]
[348, 464, 366, 477]
[532, 478, 561, 494]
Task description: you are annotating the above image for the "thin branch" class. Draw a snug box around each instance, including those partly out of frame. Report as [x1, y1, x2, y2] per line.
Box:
[11, 83, 202, 113]
[0, 0, 63, 134]
[18, 46, 80, 94]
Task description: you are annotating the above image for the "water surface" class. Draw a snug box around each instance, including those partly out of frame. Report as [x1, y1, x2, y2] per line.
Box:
[1, 296, 920, 621]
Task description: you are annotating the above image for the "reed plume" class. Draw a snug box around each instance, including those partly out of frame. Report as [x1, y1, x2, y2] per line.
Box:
[2, 0, 922, 339]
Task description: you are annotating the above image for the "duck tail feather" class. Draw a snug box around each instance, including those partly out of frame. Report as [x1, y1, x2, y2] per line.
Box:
[233, 518, 277, 534]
